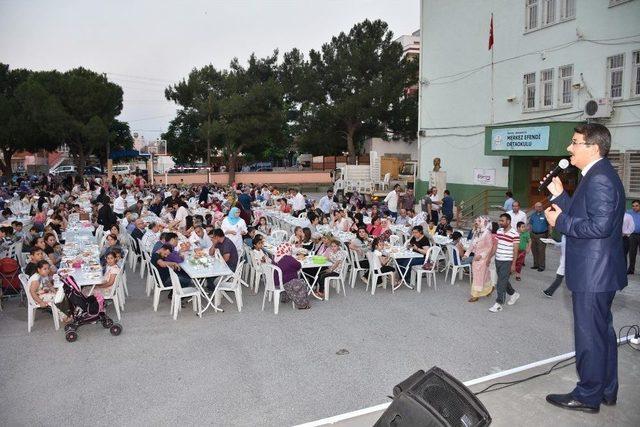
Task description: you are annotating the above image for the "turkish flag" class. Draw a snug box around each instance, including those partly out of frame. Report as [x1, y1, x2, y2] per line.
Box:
[488, 14, 494, 50]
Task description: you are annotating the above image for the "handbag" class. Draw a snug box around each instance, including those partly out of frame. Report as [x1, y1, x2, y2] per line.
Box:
[422, 261, 433, 270]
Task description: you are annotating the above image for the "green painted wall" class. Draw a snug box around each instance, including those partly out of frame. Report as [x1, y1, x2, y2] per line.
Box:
[415, 179, 506, 207]
[485, 121, 583, 157]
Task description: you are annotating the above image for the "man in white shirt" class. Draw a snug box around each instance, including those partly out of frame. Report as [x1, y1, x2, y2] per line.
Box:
[113, 190, 127, 218]
[319, 189, 334, 216]
[141, 222, 162, 253]
[395, 208, 409, 226]
[289, 188, 306, 214]
[384, 184, 401, 219]
[508, 201, 527, 226]
[622, 212, 635, 271]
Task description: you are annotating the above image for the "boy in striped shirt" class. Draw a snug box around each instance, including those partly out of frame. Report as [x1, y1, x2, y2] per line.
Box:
[489, 213, 521, 312]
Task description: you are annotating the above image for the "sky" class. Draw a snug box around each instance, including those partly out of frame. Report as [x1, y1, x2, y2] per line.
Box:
[0, 0, 419, 140]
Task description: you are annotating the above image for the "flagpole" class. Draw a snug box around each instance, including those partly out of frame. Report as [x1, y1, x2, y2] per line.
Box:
[490, 13, 495, 125]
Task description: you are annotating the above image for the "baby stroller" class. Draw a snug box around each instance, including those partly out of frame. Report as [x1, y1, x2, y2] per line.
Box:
[61, 275, 122, 342]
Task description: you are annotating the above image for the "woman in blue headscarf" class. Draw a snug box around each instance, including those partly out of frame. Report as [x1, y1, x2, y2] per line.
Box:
[220, 206, 247, 254]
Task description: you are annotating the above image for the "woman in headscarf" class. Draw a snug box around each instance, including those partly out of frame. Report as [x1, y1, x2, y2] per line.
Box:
[378, 218, 393, 243]
[198, 185, 210, 206]
[273, 242, 310, 309]
[464, 216, 495, 302]
[221, 207, 247, 254]
[348, 191, 362, 210]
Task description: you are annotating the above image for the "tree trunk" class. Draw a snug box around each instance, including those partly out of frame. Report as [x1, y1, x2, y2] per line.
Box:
[227, 150, 238, 185]
[346, 123, 358, 164]
[76, 144, 88, 173]
[1, 148, 15, 179]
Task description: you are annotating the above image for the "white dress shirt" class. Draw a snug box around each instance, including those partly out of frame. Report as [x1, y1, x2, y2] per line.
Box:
[384, 190, 399, 213]
[508, 209, 528, 226]
[291, 193, 306, 211]
[113, 196, 126, 214]
[622, 213, 635, 236]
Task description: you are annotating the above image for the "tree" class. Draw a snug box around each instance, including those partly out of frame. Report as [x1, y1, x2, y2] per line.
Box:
[0, 64, 59, 177]
[165, 52, 286, 184]
[281, 20, 418, 160]
[34, 68, 124, 171]
[95, 119, 134, 168]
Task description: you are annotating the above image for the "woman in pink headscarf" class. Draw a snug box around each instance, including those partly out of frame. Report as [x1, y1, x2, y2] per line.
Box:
[273, 242, 310, 309]
[465, 216, 495, 302]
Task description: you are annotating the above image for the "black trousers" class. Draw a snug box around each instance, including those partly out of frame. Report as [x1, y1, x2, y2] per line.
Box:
[317, 269, 338, 292]
[627, 233, 639, 272]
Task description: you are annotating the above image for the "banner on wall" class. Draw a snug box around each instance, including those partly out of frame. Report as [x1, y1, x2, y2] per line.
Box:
[473, 168, 496, 186]
[491, 126, 550, 151]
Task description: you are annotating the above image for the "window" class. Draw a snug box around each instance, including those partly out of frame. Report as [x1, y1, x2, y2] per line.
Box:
[560, 0, 575, 20]
[523, 72, 536, 110]
[525, 0, 539, 31]
[542, 0, 556, 25]
[558, 65, 573, 106]
[540, 69, 554, 108]
[607, 54, 625, 99]
[612, 151, 640, 198]
[628, 151, 640, 197]
[633, 51, 640, 98]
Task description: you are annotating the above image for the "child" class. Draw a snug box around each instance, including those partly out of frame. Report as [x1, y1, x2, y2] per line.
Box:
[514, 221, 530, 281]
[256, 216, 271, 235]
[426, 221, 437, 235]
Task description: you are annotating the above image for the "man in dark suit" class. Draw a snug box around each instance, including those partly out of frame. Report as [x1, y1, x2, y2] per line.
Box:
[544, 123, 627, 413]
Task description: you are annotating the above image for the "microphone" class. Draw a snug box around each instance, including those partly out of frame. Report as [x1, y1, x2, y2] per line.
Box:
[538, 159, 570, 192]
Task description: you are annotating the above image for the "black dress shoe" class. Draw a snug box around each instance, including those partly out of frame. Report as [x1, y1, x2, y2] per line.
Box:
[602, 397, 617, 406]
[546, 393, 599, 413]
[530, 266, 539, 270]
[538, 267, 545, 272]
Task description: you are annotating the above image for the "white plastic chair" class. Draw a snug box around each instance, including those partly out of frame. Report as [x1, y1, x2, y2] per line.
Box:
[261, 263, 294, 314]
[323, 254, 348, 300]
[366, 252, 395, 295]
[95, 225, 104, 244]
[271, 230, 288, 243]
[19, 273, 60, 332]
[348, 249, 368, 289]
[150, 264, 172, 312]
[168, 268, 201, 320]
[213, 260, 244, 312]
[411, 246, 441, 292]
[101, 267, 124, 321]
[445, 245, 472, 285]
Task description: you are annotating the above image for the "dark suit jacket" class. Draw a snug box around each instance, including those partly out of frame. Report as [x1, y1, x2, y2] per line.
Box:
[553, 158, 627, 292]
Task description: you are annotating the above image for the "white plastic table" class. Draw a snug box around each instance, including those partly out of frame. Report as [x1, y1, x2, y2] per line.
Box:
[180, 258, 233, 314]
[299, 257, 333, 299]
[387, 248, 424, 290]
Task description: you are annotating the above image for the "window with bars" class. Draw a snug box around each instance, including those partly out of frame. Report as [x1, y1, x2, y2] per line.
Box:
[540, 69, 554, 108]
[542, 0, 556, 25]
[607, 54, 625, 99]
[609, 151, 640, 198]
[560, 0, 576, 20]
[523, 73, 536, 110]
[633, 51, 640, 98]
[558, 65, 573, 107]
[525, 0, 539, 31]
[628, 151, 640, 197]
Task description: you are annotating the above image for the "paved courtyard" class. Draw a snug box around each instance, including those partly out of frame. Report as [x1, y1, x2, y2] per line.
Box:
[1, 245, 639, 426]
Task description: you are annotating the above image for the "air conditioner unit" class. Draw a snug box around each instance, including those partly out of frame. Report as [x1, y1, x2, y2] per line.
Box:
[584, 98, 613, 119]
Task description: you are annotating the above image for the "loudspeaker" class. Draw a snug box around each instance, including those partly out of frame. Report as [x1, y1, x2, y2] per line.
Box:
[374, 366, 491, 427]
